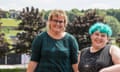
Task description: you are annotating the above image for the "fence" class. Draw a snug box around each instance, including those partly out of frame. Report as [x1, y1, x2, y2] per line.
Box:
[0, 53, 30, 65]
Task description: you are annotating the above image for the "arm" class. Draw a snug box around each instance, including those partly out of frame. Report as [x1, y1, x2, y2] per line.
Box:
[99, 45, 120, 72]
[72, 51, 81, 72]
[26, 34, 42, 72]
[99, 64, 120, 72]
[77, 51, 81, 72]
[72, 64, 78, 72]
[69, 35, 79, 72]
[26, 61, 38, 72]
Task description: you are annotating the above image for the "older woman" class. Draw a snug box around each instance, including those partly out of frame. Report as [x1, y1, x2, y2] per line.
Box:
[27, 9, 79, 72]
[78, 22, 120, 72]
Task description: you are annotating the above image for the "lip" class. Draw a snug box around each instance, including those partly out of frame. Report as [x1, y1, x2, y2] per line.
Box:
[94, 39, 103, 44]
[95, 40, 102, 43]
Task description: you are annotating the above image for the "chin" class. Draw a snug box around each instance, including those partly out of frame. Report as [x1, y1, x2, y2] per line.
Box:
[97, 45, 104, 48]
[54, 31, 61, 33]
[55, 29, 62, 32]
[94, 43, 103, 47]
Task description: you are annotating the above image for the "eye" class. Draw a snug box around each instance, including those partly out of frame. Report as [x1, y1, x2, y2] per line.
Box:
[101, 34, 106, 37]
[52, 19, 64, 24]
[94, 33, 99, 36]
[58, 21, 64, 23]
[52, 20, 58, 23]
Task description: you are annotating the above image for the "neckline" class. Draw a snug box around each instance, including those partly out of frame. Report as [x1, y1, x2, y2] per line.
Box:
[89, 47, 104, 54]
[46, 32, 67, 40]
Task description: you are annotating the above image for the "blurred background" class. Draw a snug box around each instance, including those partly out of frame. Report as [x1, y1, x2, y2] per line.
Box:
[0, 0, 120, 72]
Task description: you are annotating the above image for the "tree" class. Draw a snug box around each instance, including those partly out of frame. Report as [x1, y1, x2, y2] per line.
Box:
[107, 9, 120, 22]
[104, 15, 120, 37]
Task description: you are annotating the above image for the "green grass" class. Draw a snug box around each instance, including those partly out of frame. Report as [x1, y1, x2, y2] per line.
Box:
[0, 18, 21, 26]
[0, 18, 23, 45]
[5, 30, 24, 36]
[4, 30, 24, 44]
[0, 69, 26, 72]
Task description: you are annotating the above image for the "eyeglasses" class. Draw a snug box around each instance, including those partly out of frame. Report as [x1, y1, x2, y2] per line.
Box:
[52, 19, 64, 24]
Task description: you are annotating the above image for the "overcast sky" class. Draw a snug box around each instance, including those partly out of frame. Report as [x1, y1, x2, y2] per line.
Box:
[0, 0, 120, 11]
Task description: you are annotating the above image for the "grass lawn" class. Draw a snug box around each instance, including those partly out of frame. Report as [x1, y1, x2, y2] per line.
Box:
[4, 30, 24, 44]
[0, 18, 22, 38]
[0, 18, 21, 26]
[0, 69, 26, 72]
[0, 18, 23, 45]
[5, 30, 24, 36]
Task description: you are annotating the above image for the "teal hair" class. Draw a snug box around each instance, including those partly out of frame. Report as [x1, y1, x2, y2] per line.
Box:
[89, 22, 112, 36]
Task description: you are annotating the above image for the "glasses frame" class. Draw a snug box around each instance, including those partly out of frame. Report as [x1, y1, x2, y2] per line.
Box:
[51, 19, 65, 24]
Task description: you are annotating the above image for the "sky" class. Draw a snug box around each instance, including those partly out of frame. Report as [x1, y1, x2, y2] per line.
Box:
[0, 0, 120, 11]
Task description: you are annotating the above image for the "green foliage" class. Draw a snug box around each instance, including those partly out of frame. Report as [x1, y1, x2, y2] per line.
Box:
[5, 30, 24, 44]
[70, 8, 84, 16]
[107, 9, 120, 21]
[95, 9, 107, 16]
[6, 12, 10, 18]
[104, 16, 120, 37]
[66, 11, 76, 22]
[1, 27, 10, 33]
[44, 10, 51, 20]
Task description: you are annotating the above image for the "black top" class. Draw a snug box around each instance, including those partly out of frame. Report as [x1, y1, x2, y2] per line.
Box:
[78, 45, 113, 72]
[31, 32, 79, 72]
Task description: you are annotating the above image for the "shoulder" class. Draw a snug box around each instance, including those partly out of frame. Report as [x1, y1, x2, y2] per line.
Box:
[80, 47, 89, 53]
[35, 32, 48, 40]
[81, 47, 89, 52]
[65, 32, 76, 40]
[79, 47, 90, 56]
[109, 45, 120, 64]
[37, 32, 47, 37]
[33, 32, 47, 42]
[110, 45, 120, 54]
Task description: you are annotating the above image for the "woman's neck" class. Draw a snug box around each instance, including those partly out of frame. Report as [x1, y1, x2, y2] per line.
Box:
[90, 46, 104, 53]
[47, 30, 66, 39]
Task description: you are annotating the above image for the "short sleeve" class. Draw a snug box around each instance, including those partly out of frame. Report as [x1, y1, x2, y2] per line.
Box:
[69, 35, 79, 64]
[30, 33, 43, 62]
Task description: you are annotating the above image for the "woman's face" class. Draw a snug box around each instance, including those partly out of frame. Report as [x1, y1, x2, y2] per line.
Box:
[49, 15, 65, 33]
[91, 31, 109, 48]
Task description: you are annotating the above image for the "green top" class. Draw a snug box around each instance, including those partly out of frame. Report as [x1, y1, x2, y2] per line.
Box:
[31, 32, 79, 72]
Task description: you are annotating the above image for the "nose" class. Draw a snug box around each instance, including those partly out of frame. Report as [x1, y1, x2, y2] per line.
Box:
[97, 35, 102, 39]
[56, 22, 61, 25]
[56, 21, 63, 24]
[53, 19, 64, 24]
